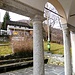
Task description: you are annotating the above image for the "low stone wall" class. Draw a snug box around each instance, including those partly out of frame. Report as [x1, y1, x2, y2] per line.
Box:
[0, 35, 10, 42]
[45, 52, 64, 66]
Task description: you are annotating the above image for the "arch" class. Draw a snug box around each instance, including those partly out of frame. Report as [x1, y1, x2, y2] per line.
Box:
[48, 0, 67, 24]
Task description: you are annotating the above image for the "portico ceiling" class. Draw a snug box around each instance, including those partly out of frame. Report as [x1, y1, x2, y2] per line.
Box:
[0, 0, 44, 18]
[0, 0, 75, 26]
[68, 0, 75, 26]
[0, 0, 73, 18]
[16, 0, 48, 12]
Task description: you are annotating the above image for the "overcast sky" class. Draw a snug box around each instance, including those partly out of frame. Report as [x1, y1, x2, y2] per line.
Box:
[0, 9, 30, 22]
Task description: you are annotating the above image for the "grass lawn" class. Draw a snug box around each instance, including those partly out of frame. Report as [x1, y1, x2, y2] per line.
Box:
[44, 41, 64, 55]
[0, 45, 12, 56]
[0, 41, 64, 56]
[0, 42, 12, 56]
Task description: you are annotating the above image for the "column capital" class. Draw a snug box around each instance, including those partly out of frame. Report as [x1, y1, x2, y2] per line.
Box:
[61, 23, 68, 30]
[32, 15, 45, 22]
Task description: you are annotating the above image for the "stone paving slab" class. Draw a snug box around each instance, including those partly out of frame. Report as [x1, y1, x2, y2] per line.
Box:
[0, 64, 64, 75]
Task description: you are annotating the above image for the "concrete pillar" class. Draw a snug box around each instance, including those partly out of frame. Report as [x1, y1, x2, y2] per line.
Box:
[62, 24, 72, 75]
[33, 15, 44, 75]
[71, 31, 75, 75]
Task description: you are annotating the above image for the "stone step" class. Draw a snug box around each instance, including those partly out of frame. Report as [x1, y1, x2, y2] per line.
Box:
[0, 58, 48, 73]
[0, 60, 33, 73]
[0, 57, 33, 65]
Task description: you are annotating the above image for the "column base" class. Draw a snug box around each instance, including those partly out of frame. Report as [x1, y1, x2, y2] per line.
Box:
[73, 73, 75, 75]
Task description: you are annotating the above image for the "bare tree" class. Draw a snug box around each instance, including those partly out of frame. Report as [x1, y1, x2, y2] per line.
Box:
[44, 2, 61, 51]
[44, 2, 61, 41]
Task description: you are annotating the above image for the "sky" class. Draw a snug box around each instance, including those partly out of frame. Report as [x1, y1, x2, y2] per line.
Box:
[0, 9, 30, 22]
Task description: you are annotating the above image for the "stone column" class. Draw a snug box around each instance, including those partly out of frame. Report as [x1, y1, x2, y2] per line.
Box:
[33, 15, 44, 75]
[62, 24, 72, 75]
[71, 31, 75, 75]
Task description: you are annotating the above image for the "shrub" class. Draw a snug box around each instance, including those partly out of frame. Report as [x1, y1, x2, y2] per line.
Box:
[11, 36, 33, 57]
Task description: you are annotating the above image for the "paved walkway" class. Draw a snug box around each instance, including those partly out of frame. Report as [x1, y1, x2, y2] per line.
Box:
[0, 64, 64, 75]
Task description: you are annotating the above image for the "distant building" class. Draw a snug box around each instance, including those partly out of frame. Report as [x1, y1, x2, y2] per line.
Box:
[6, 20, 33, 36]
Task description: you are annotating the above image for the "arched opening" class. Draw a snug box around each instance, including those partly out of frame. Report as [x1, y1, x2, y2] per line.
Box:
[47, 0, 67, 24]
[43, 2, 63, 52]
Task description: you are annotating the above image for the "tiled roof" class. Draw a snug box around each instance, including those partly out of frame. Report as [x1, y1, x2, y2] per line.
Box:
[6, 20, 32, 28]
